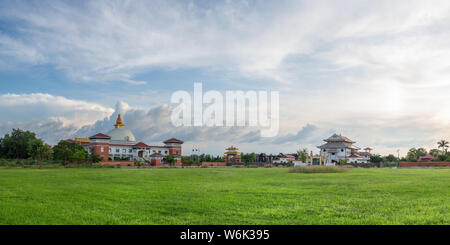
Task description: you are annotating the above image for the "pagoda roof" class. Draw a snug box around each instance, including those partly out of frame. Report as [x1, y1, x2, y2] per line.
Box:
[318, 141, 358, 149]
[323, 134, 355, 143]
[89, 133, 111, 139]
[163, 138, 184, 144]
[226, 146, 239, 151]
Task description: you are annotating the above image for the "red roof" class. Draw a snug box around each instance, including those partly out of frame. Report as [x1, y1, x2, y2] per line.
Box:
[163, 138, 184, 144]
[150, 153, 164, 157]
[65, 139, 75, 143]
[89, 133, 111, 139]
[134, 142, 150, 148]
[419, 154, 434, 161]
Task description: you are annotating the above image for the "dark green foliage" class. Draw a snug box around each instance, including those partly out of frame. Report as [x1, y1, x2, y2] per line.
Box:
[164, 155, 175, 166]
[27, 138, 52, 167]
[53, 140, 87, 163]
[384, 154, 397, 162]
[0, 129, 38, 159]
[406, 151, 418, 162]
[241, 152, 256, 163]
[88, 153, 104, 163]
[429, 149, 440, 157]
[370, 154, 384, 163]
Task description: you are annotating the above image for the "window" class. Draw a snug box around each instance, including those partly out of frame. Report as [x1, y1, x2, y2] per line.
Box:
[129, 149, 132, 153]
[323, 149, 326, 152]
[116, 149, 119, 153]
[109, 148, 111, 152]
[158, 150, 161, 153]
[341, 149, 344, 152]
[176, 150, 179, 154]
[165, 151, 168, 154]
[331, 153, 335, 155]
[122, 149, 126, 153]
[101, 147, 104, 153]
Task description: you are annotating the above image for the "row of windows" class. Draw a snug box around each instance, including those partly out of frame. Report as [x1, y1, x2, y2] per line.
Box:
[323, 149, 346, 153]
[106, 148, 169, 154]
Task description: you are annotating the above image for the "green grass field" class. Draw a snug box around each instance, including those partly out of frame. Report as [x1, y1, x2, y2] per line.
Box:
[0, 168, 448, 225]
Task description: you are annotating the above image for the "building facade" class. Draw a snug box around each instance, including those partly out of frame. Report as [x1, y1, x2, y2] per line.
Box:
[317, 134, 371, 165]
[224, 146, 241, 164]
[73, 114, 183, 165]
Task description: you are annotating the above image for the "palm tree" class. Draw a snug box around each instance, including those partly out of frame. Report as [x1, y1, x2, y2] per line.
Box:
[437, 140, 449, 154]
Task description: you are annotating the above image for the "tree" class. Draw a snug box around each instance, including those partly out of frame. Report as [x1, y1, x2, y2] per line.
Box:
[384, 154, 397, 162]
[70, 149, 87, 164]
[53, 140, 86, 164]
[88, 153, 103, 163]
[27, 139, 52, 168]
[370, 154, 384, 163]
[165, 155, 176, 166]
[415, 148, 427, 157]
[406, 151, 418, 162]
[429, 149, 440, 157]
[406, 148, 426, 161]
[437, 140, 449, 154]
[181, 156, 193, 165]
[0, 129, 38, 159]
[240, 153, 256, 164]
[437, 154, 447, 161]
[296, 148, 308, 162]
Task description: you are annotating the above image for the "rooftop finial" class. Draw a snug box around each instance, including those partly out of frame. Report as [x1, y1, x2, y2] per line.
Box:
[114, 113, 125, 128]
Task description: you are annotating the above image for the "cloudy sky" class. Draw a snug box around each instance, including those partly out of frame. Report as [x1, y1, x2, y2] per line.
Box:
[1, 0, 450, 156]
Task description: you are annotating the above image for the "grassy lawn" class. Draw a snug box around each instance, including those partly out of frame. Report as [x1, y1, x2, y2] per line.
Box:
[0, 168, 448, 225]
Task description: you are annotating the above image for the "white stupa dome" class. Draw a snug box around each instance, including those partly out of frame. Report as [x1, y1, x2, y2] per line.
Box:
[107, 113, 136, 142]
[107, 128, 135, 142]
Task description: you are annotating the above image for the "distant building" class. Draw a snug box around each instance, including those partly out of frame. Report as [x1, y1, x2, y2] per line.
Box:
[224, 146, 241, 164]
[67, 114, 183, 166]
[317, 134, 372, 165]
[418, 154, 434, 162]
[273, 153, 295, 164]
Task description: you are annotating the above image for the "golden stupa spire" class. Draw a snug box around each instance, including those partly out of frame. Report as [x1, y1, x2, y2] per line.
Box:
[114, 113, 125, 128]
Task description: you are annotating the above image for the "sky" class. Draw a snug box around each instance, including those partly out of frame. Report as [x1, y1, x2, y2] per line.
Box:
[1, 0, 450, 156]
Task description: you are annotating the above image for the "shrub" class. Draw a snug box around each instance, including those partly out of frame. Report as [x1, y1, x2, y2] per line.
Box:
[288, 166, 348, 174]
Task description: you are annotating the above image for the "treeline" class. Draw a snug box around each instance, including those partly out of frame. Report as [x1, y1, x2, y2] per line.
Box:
[402, 140, 450, 162]
[181, 154, 224, 165]
[0, 128, 102, 167]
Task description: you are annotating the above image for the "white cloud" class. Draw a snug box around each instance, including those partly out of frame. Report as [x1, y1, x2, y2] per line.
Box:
[0, 93, 114, 144]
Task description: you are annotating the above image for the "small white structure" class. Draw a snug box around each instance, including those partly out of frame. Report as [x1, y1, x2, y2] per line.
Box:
[347, 153, 368, 164]
[293, 160, 308, 166]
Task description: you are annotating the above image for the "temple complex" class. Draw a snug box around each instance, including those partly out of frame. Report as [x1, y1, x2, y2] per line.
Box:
[317, 134, 371, 165]
[69, 114, 183, 166]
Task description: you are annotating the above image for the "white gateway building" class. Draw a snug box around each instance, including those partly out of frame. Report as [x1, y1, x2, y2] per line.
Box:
[317, 134, 371, 165]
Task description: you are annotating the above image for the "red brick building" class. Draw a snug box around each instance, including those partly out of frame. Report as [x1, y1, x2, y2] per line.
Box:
[70, 114, 183, 165]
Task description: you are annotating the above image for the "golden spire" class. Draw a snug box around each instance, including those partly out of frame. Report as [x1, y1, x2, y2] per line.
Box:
[114, 113, 125, 128]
